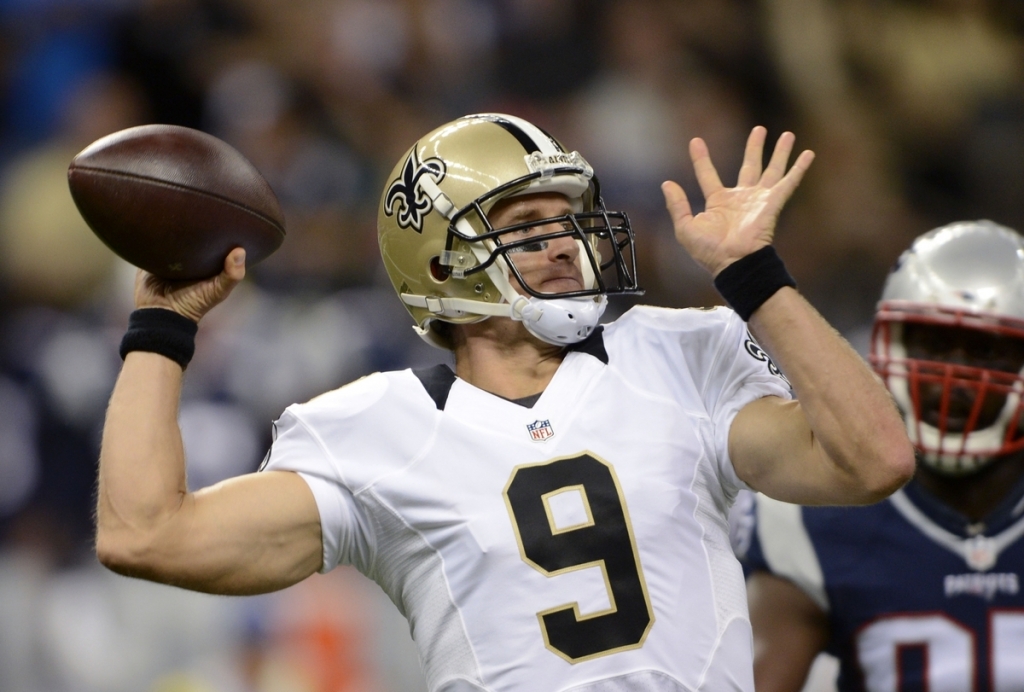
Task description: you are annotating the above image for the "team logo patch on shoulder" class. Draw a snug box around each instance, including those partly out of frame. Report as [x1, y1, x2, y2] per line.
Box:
[744, 331, 788, 382]
[527, 419, 554, 441]
[384, 149, 447, 233]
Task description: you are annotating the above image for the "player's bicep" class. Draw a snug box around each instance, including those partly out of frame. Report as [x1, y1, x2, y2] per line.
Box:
[729, 396, 862, 505]
[748, 570, 830, 692]
[164, 470, 323, 594]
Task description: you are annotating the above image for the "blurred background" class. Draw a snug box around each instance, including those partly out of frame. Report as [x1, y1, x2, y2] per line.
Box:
[0, 0, 1021, 689]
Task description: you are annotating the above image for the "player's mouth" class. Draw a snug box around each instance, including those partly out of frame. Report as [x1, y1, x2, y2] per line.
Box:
[537, 275, 584, 294]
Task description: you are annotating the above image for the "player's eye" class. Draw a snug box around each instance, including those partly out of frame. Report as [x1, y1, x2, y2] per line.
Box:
[501, 217, 573, 252]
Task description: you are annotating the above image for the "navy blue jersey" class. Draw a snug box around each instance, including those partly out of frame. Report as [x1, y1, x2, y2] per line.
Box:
[745, 481, 1024, 692]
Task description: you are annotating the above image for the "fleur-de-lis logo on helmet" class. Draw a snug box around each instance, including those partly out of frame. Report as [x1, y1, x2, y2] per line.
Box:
[384, 149, 447, 233]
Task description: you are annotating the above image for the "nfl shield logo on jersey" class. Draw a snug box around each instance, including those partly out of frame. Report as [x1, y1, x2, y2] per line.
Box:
[527, 419, 554, 441]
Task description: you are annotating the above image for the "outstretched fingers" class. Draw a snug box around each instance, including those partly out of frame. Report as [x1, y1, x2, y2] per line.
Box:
[689, 137, 724, 198]
[692, 128, 811, 200]
[761, 131, 796, 188]
[771, 149, 815, 204]
[737, 126, 767, 187]
[661, 180, 693, 229]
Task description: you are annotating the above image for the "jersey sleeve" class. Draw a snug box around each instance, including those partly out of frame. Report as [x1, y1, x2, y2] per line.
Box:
[700, 311, 793, 493]
[746, 493, 829, 611]
[261, 408, 373, 574]
[609, 306, 793, 498]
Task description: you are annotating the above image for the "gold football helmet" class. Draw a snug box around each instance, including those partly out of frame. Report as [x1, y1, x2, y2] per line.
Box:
[377, 113, 640, 349]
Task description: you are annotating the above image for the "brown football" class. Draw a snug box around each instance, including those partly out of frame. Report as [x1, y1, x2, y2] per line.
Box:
[67, 124, 285, 281]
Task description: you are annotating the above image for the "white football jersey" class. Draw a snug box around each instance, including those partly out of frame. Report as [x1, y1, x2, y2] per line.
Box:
[263, 305, 790, 692]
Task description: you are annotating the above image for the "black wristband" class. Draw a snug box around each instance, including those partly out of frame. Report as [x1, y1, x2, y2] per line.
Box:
[119, 308, 199, 369]
[713, 246, 796, 321]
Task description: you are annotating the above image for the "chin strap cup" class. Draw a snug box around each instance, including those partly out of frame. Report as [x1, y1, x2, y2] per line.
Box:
[517, 295, 607, 345]
[404, 292, 606, 347]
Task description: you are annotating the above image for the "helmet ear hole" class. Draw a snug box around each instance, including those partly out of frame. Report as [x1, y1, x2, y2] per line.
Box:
[429, 257, 451, 282]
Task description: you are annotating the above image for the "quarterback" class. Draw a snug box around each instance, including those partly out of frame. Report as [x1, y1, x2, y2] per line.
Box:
[746, 222, 1024, 692]
[95, 114, 914, 691]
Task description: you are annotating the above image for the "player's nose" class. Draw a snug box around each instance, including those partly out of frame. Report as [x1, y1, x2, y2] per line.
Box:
[544, 229, 579, 263]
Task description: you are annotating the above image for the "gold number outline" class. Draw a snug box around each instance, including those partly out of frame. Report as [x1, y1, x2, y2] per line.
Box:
[503, 451, 655, 663]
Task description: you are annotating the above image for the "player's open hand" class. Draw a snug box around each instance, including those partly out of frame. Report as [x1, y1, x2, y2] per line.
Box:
[134, 247, 246, 323]
[662, 127, 814, 278]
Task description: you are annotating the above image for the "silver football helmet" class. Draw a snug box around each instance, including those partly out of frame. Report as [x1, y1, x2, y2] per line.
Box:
[377, 113, 640, 349]
[870, 220, 1024, 474]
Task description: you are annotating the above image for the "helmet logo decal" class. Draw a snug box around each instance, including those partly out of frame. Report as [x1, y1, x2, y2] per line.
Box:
[384, 149, 447, 233]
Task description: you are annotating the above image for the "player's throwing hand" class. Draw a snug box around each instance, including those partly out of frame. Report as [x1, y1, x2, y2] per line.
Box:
[662, 126, 814, 278]
[133, 247, 247, 323]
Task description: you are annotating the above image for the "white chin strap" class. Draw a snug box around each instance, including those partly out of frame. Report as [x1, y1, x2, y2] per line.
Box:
[401, 292, 607, 345]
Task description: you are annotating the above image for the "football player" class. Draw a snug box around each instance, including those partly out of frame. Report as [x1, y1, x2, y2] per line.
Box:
[746, 220, 1024, 692]
[95, 114, 913, 691]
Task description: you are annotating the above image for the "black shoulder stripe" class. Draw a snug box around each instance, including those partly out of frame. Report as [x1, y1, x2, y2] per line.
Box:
[413, 364, 457, 411]
[567, 325, 608, 364]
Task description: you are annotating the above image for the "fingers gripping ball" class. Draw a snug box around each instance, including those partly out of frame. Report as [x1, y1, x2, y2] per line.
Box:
[67, 124, 286, 280]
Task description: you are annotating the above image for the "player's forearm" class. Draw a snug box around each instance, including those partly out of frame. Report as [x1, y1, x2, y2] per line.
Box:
[96, 354, 324, 593]
[748, 287, 914, 501]
[95, 352, 190, 574]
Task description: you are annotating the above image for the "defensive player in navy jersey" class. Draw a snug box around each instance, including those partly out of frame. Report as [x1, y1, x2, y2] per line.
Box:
[746, 220, 1024, 692]
[94, 114, 913, 692]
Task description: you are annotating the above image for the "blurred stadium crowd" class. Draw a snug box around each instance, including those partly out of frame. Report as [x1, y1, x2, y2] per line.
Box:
[0, 0, 1022, 690]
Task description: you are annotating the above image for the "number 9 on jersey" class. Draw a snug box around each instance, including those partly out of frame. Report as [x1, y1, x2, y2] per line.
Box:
[504, 453, 655, 663]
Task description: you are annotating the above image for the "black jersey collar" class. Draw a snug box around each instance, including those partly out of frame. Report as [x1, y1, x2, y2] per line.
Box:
[413, 327, 607, 411]
[566, 325, 608, 364]
[413, 364, 457, 411]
